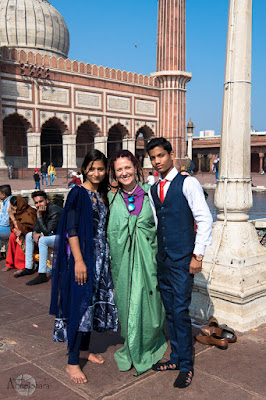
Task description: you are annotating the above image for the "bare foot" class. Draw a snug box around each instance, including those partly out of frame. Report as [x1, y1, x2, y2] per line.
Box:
[65, 364, 87, 384]
[88, 353, 105, 364]
[2, 266, 12, 272]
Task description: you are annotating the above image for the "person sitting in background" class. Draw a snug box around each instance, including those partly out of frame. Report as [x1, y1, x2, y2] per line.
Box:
[2, 196, 36, 272]
[68, 172, 82, 188]
[76, 171, 83, 184]
[0, 185, 12, 258]
[14, 191, 63, 285]
[33, 169, 41, 190]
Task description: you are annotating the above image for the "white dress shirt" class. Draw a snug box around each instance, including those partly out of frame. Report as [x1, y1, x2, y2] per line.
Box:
[148, 167, 213, 255]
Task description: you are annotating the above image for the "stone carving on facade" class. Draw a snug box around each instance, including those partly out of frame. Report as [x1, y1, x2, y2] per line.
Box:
[76, 116, 102, 136]
[40, 111, 54, 126]
[107, 118, 119, 127]
[39, 85, 69, 105]
[40, 113, 68, 133]
[2, 107, 33, 131]
[76, 115, 88, 126]
[17, 108, 33, 127]
[75, 91, 101, 109]
[120, 119, 130, 130]
[1, 79, 32, 101]
[89, 116, 102, 133]
[107, 95, 130, 113]
[135, 99, 156, 116]
[56, 113, 69, 127]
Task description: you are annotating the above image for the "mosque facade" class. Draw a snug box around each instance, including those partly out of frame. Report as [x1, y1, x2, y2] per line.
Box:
[0, 0, 190, 174]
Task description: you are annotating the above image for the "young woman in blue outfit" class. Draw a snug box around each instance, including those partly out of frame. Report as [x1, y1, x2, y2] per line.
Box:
[50, 150, 118, 384]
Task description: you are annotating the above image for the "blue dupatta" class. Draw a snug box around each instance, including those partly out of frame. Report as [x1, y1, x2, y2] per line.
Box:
[49, 186, 94, 351]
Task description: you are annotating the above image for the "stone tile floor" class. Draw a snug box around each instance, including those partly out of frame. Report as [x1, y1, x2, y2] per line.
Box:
[0, 258, 266, 400]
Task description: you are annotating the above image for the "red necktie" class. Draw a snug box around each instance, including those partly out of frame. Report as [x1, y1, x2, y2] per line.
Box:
[159, 180, 167, 203]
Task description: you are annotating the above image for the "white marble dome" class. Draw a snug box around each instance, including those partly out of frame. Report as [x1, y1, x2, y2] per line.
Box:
[0, 0, 70, 58]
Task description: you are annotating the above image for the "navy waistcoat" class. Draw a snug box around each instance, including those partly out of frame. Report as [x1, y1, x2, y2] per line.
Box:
[151, 173, 195, 261]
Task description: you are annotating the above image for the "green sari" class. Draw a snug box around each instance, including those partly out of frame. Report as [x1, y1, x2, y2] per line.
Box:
[107, 183, 167, 375]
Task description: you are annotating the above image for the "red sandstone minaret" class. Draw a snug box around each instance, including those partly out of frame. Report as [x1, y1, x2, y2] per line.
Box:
[153, 0, 191, 165]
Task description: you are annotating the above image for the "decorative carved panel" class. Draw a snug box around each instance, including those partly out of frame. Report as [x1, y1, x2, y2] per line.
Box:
[40, 86, 69, 105]
[76, 91, 101, 109]
[1, 80, 32, 101]
[135, 99, 156, 116]
[107, 95, 130, 113]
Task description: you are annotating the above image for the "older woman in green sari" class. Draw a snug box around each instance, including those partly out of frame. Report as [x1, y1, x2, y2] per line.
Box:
[107, 150, 167, 376]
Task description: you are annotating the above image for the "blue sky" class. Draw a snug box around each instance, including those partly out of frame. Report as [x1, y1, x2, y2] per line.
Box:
[52, 0, 266, 135]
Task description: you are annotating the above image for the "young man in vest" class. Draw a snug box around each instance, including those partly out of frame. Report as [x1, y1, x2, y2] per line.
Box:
[146, 138, 213, 389]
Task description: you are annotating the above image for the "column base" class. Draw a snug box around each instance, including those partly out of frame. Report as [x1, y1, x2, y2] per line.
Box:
[190, 220, 266, 331]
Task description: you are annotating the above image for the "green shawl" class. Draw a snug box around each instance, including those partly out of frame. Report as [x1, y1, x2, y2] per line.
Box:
[107, 183, 167, 375]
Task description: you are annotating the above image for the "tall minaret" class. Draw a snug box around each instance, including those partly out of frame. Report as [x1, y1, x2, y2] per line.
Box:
[153, 0, 191, 165]
[0, 55, 6, 168]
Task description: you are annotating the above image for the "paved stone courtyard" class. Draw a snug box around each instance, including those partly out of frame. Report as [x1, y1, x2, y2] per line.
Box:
[0, 259, 266, 400]
[0, 172, 266, 399]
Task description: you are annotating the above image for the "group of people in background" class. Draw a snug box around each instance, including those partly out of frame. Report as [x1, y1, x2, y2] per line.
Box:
[34, 162, 56, 189]
[0, 185, 62, 285]
[0, 137, 213, 389]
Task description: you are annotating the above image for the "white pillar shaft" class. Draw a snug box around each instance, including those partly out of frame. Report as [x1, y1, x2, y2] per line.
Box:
[27, 132, 41, 168]
[192, 0, 266, 332]
[187, 134, 193, 159]
[122, 138, 135, 155]
[94, 137, 107, 156]
[215, 0, 253, 221]
[62, 134, 77, 169]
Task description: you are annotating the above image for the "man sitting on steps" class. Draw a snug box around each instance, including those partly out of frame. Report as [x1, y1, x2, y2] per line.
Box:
[14, 190, 62, 285]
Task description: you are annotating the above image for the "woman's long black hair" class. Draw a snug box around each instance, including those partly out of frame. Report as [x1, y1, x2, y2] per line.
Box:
[81, 149, 109, 207]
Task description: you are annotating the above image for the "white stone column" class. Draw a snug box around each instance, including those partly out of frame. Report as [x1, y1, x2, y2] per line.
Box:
[94, 136, 107, 156]
[0, 151, 7, 168]
[27, 132, 41, 168]
[0, 66, 7, 168]
[191, 0, 266, 332]
[187, 132, 193, 160]
[122, 137, 135, 155]
[62, 134, 77, 168]
[143, 157, 153, 169]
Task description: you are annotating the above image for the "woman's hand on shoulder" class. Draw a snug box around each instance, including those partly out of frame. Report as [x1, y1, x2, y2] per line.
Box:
[75, 259, 88, 285]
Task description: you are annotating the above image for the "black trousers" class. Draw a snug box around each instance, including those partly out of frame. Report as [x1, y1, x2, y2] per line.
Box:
[157, 254, 194, 372]
[68, 331, 91, 365]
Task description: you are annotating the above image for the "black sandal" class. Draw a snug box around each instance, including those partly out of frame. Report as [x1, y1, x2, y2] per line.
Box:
[173, 371, 193, 388]
[152, 360, 179, 371]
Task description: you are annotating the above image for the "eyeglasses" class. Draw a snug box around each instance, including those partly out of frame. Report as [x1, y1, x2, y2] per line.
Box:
[127, 195, 135, 212]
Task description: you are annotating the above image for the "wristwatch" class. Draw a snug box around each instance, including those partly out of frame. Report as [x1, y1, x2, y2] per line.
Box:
[193, 254, 203, 262]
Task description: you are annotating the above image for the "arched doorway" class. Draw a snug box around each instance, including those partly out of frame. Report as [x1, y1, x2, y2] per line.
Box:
[135, 125, 154, 167]
[76, 121, 98, 167]
[251, 153, 260, 173]
[107, 124, 128, 158]
[3, 113, 29, 167]
[41, 118, 64, 167]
